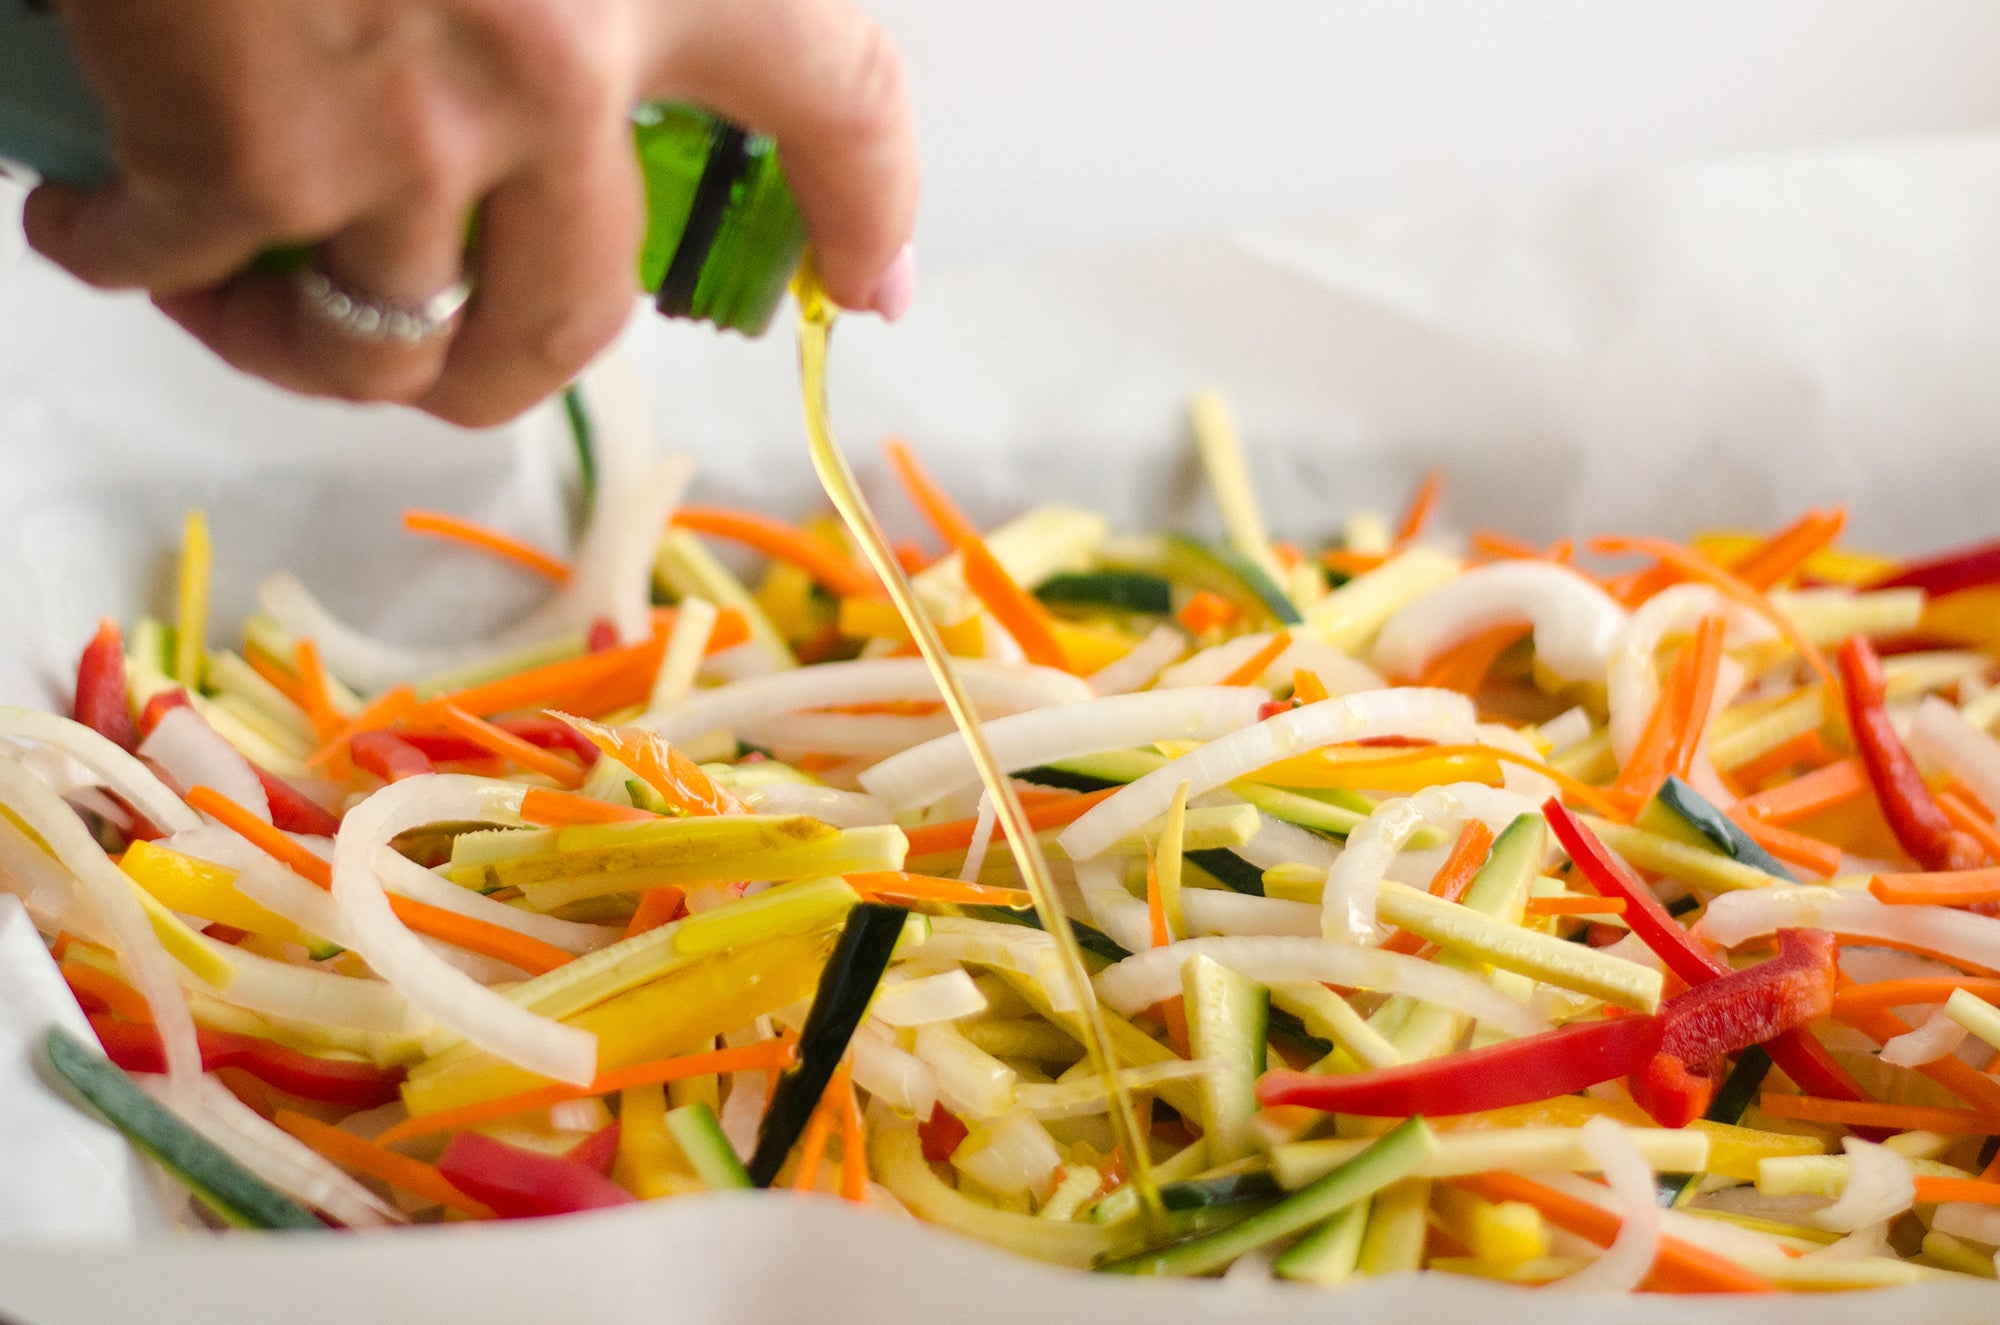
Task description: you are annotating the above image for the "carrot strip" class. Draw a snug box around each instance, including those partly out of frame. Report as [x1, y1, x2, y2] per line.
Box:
[1160, 994, 1191, 1061]
[518, 787, 659, 827]
[376, 1041, 798, 1146]
[1414, 622, 1529, 693]
[841, 871, 1033, 910]
[1728, 730, 1833, 788]
[273, 1109, 493, 1219]
[790, 1078, 840, 1193]
[957, 534, 1070, 672]
[1724, 812, 1844, 877]
[1392, 468, 1444, 547]
[436, 638, 664, 720]
[621, 887, 687, 939]
[422, 703, 585, 788]
[1320, 550, 1386, 578]
[1831, 977, 2000, 1016]
[291, 639, 344, 741]
[835, 1064, 868, 1204]
[1940, 792, 2000, 864]
[1733, 758, 1868, 826]
[1146, 852, 1168, 948]
[308, 684, 418, 774]
[1729, 508, 1847, 592]
[1870, 868, 2000, 907]
[61, 960, 153, 1023]
[1756, 1093, 2000, 1134]
[554, 715, 742, 816]
[1291, 670, 1330, 705]
[186, 786, 333, 887]
[1380, 820, 1495, 957]
[243, 648, 311, 712]
[1614, 636, 1695, 807]
[1220, 631, 1293, 688]
[402, 509, 571, 583]
[1592, 535, 1839, 697]
[1837, 1005, 2000, 1115]
[1523, 896, 1629, 916]
[1470, 529, 1542, 562]
[1176, 589, 1240, 636]
[672, 506, 879, 599]
[1450, 1172, 1776, 1294]
[883, 439, 980, 549]
[386, 894, 572, 976]
[902, 788, 1119, 859]
[1914, 1175, 2000, 1207]
[1662, 616, 1727, 782]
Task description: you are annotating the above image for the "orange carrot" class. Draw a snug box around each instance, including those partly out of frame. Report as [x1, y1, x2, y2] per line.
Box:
[902, 788, 1119, 859]
[376, 1040, 799, 1146]
[1614, 636, 1696, 807]
[1592, 535, 1838, 698]
[555, 715, 742, 816]
[273, 1109, 493, 1218]
[1728, 508, 1847, 591]
[386, 894, 573, 976]
[1220, 631, 1293, 688]
[402, 509, 571, 583]
[957, 534, 1069, 672]
[421, 702, 585, 788]
[622, 887, 687, 938]
[672, 506, 879, 598]
[1617, 615, 1725, 805]
[1414, 622, 1529, 693]
[61, 960, 153, 1023]
[1838, 1004, 2000, 1115]
[242, 647, 311, 712]
[841, 871, 1034, 909]
[892, 541, 930, 576]
[1320, 550, 1386, 578]
[1870, 868, 2000, 907]
[1291, 670, 1330, 705]
[308, 684, 418, 774]
[1146, 852, 1168, 948]
[518, 787, 659, 827]
[1725, 811, 1844, 877]
[1913, 1175, 2000, 1207]
[1662, 615, 1727, 782]
[1523, 895, 1629, 917]
[883, 439, 980, 549]
[1380, 820, 1495, 957]
[1176, 590, 1240, 636]
[186, 786, 333, 887]
[1756, 1093, 2000, 1134]
[1160, 994, 1191, 1061]
[835, 1065, 868, 1204]
[1393, 468, 1444, 547]
[1832, 978, 2000, 1017]
[436, 638, 665, 720]
[1451, 1172, 1776, 1294]
[1940, 792, 2000, 864]
[1728, 730, 1833, 788]
[291, 639, 344, 741]
[790, 1071, 842, 1193]
[1469, 529, 1542, 562]
[1733, 758, 1868, 826]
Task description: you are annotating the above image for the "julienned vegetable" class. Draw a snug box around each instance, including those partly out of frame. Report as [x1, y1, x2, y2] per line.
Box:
[12, 395, 2000, 1293]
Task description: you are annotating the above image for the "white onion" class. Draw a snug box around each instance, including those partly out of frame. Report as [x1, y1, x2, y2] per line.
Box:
[872, 968, 989, 1027]
[371, 846, 616, 955]
[1909, 697, 2000, 822]
[958, 794, 998, 884]
[1881, 1005, 1970, 1068]
[861, 687, 1267, 811]
[1158, 633, 1383, 695]
[1321, 784, 1537, 943]
[143, 1074, 400, 1228]
[1015, 1060, 1211, 1121]
[0, 707, 200, 834]
[733, 711, 958, 757]
[1060, 688, 1479, 862]
[851, 1022, 938, 1117]
[1540, 707, 1595, 759]
[1087, 624, 1187, 697]
[1074, 859, 1152, 955]
[1231, 814, 1340, 871]
[1181, 889, 1319, 937]
[1372, 562, 1630, 684]
[220, 861, 354, 948]
[0, 760, 203, 1098]
[1812, 1139, 1915, 1233]
[645, 657, 1089, 745]
[951, 1110, 1062, 1198]
[1554, 1119, 1660, 1294]
[1700, 888, 2000, 972]
[140, 706, 271, 823]
[194, 935, 419, 1033]
[1092, 935, 1547, 1036]
[1931, 1200, 2000, 1246]
[910, 916, 1084, 1013]
[914, 1020, 1017, 1119]
[0, 805, 80, 929]
[738, 781, 890, 828]
[716, 1020, 774, 1156]
[331, 774, 594, 1084]
[1606, 586, 1772, 761]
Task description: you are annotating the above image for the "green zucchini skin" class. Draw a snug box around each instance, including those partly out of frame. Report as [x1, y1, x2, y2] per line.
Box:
[1035, 571, 1174, 616]
[1646, 776, 1798, 882]
[665, 1100, 754, 1190]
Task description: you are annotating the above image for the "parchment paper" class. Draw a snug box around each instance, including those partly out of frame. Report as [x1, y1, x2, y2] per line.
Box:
[2, 133, 2000, 1319]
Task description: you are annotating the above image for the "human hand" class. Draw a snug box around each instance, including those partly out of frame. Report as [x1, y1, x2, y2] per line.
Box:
[23, 0, 920, 426]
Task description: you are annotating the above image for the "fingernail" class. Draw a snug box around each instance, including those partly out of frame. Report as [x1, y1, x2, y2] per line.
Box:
[869, 244, 916, 323]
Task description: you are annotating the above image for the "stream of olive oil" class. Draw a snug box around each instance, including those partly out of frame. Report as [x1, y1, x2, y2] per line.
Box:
[792, 267, 1163, 1230]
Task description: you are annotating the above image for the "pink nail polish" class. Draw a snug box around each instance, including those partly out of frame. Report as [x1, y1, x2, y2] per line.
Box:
[870, 244, 916, 323]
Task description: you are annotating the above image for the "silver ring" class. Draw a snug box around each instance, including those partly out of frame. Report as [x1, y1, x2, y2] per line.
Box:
[296, 265, 471, 344]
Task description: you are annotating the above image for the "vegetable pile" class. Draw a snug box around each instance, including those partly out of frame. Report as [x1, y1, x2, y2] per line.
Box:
[16, 380, 2000, 1292]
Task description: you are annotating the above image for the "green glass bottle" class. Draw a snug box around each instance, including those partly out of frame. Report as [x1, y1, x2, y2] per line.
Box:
[0, 2, 806, 335]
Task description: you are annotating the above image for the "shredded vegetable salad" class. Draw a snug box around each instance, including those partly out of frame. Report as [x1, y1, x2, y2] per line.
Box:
[16, 378, 2000, 1293]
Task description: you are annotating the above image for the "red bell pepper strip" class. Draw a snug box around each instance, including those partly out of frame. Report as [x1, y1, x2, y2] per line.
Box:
[138, 686, 190, 739]
[74, 618, 138, 752]
[1629, 928, 1838, 1126]
[253, 767, 342, 836]
[1544, 798, 1873, 1118]
[919, 1102, 969, 1162]
[87, 1014, 405, 1108]
[1257, 1014, 1663, 1116]
[496, 714, 601, 766]
[1872, 537, 2000, 597]
[1838, 635, 1983, 873]
[438, 1132, 637, 1218]
[565, 1122, 622, 1175]
[586, 617, 620, 653]
[350, 730, 438, 783]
